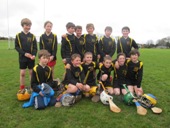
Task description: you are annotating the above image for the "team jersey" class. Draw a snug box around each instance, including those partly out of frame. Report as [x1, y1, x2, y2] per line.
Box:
[75, 35, 85, 59]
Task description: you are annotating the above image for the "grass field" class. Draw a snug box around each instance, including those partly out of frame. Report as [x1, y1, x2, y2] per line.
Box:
[0, 40, 170, 128]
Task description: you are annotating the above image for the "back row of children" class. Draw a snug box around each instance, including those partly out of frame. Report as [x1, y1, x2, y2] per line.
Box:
[15, 18, 142, 107]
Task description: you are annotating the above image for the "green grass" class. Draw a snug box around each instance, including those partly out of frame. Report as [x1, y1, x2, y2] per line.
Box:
[0, 40, 170, 128]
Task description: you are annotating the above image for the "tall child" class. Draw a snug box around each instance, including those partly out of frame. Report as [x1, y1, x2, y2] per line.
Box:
[15, 18, 37, 90]
[39, 21, 58, 79]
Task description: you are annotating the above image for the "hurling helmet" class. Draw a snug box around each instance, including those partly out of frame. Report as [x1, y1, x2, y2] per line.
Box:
[100, 91, 113, 105]
[123, 92, 134, 105]
[17, 88, 31, 101]
[60, 93, 75, 106]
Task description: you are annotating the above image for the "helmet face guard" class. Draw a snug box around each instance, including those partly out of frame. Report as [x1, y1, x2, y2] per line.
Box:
[138, 94, 157, 108]
[60, 93, 75, 106]
[100, 91, 113, 105]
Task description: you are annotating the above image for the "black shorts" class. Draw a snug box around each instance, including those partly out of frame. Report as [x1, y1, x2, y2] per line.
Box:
[126, 79, 140, 86]
[19, 60, 35, 69]
[113, 80, 125, 89]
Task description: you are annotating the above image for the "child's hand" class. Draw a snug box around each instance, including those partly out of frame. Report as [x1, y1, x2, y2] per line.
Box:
[25, 53, 32, 58]
[30, 55, 35, 60]
[39, 91, 44, 97]
[49, 56, 54, 62]
[97, 54, 100, 59]
[115, 61, 119, 69]
[65, 64, 71, 69]
[62, 34, 67, 38]
[76, 83, 83, 90]
[62, 59, 66, 64]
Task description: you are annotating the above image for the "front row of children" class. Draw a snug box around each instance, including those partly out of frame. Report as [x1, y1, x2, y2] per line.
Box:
[24, 48, 143, 109]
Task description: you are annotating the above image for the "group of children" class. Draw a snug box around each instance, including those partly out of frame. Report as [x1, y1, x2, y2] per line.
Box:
[15, 18, 143, 108]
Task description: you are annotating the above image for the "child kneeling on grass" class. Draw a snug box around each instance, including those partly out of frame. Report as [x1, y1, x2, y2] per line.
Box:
[22, 50, 56, 109]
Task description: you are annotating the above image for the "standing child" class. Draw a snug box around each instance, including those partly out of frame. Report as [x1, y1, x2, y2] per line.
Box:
[84, 23, 100, 62]
[61, 22, 76, 64]
[15, 18, 37, 90]
[98, 56, 114, 95]
[117, 26, 138, 58]
[126, 49, 143, 97]
[113, 53, 127, 95]
[81, 52, 100, 102]
[39, 21, 58, 79]
[98, 26, 116, 62]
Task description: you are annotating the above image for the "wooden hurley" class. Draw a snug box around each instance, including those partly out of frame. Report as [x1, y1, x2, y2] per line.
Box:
[108, 98, 121, 113]
[133, 99, 147, 116]
[151, 106, 162, 114]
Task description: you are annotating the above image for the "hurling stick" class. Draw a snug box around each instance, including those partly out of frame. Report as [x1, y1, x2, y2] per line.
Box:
[151, 106, 162, 114]
[108, 98, 121, 113]
[98, 81, 106, 91]
[133, 99, 147, 116]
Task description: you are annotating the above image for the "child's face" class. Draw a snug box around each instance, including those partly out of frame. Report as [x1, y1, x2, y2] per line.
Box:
[84, 54, 93, 64]
[117, 55, 125, 65]
[103, 60, 112, 68]
[39, 56, 49, 67]
[75, 28, 82, 37]
[45, 23, 52, 33]
[130, 54, 139, 63]
[23, 24, 31, 33]
[67, 27, 75, 34]
[105, 30, 112, 37]
[86, 27, 94, 35]
[122, 29, 130, 38]
[72, 57, 81, 67]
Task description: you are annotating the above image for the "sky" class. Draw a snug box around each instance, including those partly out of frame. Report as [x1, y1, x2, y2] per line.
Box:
[0, 0, 170, 43]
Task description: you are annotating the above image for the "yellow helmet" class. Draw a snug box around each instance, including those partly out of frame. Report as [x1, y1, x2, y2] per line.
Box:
[17, 89, 31, 101]
[138, 93, 157, 108]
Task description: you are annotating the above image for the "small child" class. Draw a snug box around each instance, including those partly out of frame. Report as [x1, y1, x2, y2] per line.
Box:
[117, 26, 138, 58]
[61, 22, 76, 64]
[126, 49, 143, 96]
[15, 18, 37, 90]
[81, 52, 100, 102]
[113, 53, 127, 95]
[98, 56, 114, 95]
[98, 26, 116, 62]
[39, 21, 58, 79]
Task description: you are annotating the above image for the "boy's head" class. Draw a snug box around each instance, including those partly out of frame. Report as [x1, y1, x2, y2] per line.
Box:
[66, 22, 75, 34]
[38, 50, 50, 66]
[122, 26, 130, 38]
[71, 54, 81, 67]
[84, 52, 93, 64]
[86, 23, 94, 35]
[117, 53, 126, 66]
[44, 21, 53, 33]
[129, 49, 140, 62]
[75, 25, 82, 37]
[103, 55, 112, 68]
[105, 26, 112, 37]
[21, 18, 32, 33]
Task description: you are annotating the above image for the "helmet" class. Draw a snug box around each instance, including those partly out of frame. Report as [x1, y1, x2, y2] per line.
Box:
[123, 92, 134, 105]
[60, 93, 75, 106]
[17, 88, 31, 101]
[138, 93, 157, 108]
[100, 91, 113, 105]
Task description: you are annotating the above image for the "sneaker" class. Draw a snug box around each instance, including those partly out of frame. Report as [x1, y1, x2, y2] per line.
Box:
[55, 102, 62, 108]
[91, 95, 100, 102]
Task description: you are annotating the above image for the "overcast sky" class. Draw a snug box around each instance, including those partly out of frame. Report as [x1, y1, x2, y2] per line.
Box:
[0, 0, 169, 43]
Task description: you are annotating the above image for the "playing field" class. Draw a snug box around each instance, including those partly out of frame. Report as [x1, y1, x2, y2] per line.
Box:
[0, 40, 170, 128]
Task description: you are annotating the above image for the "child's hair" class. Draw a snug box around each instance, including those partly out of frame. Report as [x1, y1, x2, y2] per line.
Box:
[44, 21, 53, 27]
[71, 53, 81, 61]
[84, 52, 93, 57]
[38, 49, 50, 59]
[75, 25, 82, 31]
[86, 23, 95, 29]
[129, 49, 140, 56]
[117, 52, 126, 59]
[105, 26, 112, 32]
[21, 18, 32, 27]
[66, 22, 75, 29]
[103, 55, 112, 62]
[122, 26, 130, 32]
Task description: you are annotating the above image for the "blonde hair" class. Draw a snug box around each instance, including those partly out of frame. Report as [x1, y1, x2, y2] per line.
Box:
[38, 49, 50, 59]
[21, 18, 32, 27]
[86, 23, 95, 29]
[71, 54, 81, 61]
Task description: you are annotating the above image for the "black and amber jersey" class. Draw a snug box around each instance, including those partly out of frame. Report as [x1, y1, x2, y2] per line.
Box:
[62, 63, 85, 85]
[15, 31, 37, 62]
[126, 59, 143, 87]
[39, 32, 58, 60]
[98, 63, 114, 86]
[117, 36, 138, 57]
[81, 61, 99, 86]
[75, 35, 85, 59]
[98, 36, 116, 58]
[83, 34, 99, 61]
[31, 64, 52, 93]
[61, 33, 76, 59]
